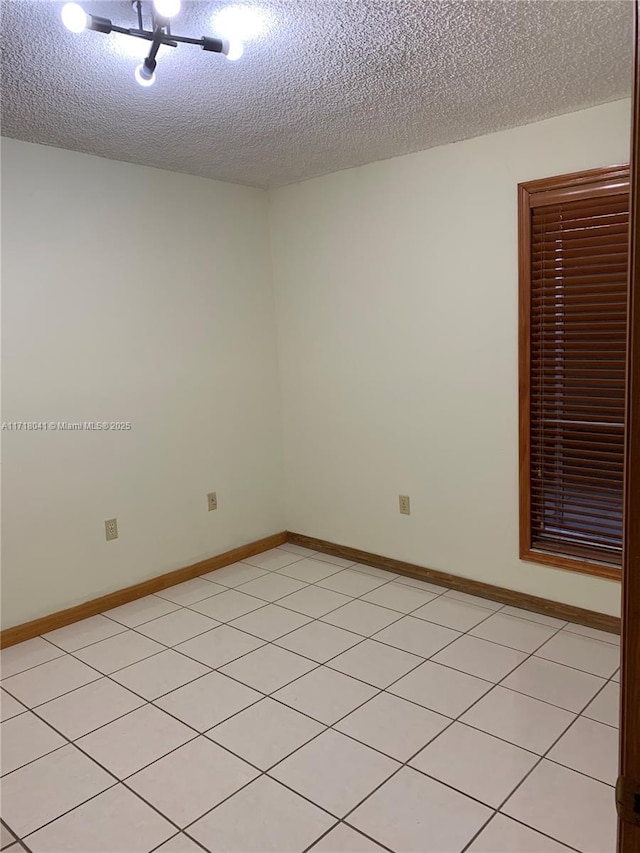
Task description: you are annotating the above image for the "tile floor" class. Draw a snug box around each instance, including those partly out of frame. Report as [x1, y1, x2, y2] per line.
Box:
[0, 545, 621, 853]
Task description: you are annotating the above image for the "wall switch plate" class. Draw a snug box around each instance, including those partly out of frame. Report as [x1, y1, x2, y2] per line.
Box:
[207, 492, 217, 512]
[399, 495, 411, 515]
[105, 518, 118, 541]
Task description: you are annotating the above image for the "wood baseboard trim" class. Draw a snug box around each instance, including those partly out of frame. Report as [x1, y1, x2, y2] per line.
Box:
[287, 532, 621, 634]
[0, 531, 287, 649]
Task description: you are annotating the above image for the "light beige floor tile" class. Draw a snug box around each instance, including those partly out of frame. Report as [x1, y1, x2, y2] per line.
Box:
[279, 586, 352, 618]
[277, 558, 343, 583]
[412, 597, 492, 632]
[502, 656, 605, 712]
[410, 722, 538, 807]
[43, 615, 126, 652]
[2, 655, 100, 707]
[155, 670, 260, 731]
[562, 623, 620, 646]
[135, 609, 219, 646]
[461, 686, 575, 754]
[503, 759, 617, 853]
[37, 678, 144, 740]
[111, 649, 209, 700]
[442, 590, 503, 611]
[391, 575, 446, 593]
[470, 612, 557, 653]
[362, 582, 438, 614]
[275, 621, 362, 663]
[432, 635, 527, 682]
[209, 697, 324, 769]
[0, 689, 26, 722]
[328, 639, 421, 688]
[273, 666, 376, 724]
[236, 572, 307, 603]
[277, 543, 318, 557]
[76, 704, 194, 778]
[230, 604, 311, 641]
[242, 549, 303, 571]
[349, 766, 491, 853]
[310, 824, 387, 851]
[351, 564, 399, 581]
[0, 744, 113, 837]
[548, 716, 619, 785]
[154, 578, 225, 606]
[373, 616, 459, 658]
[336, 692, 449, 761]
[1, 712, 65, 775]
[0, 823, 17, 850]
[499, 606, 567, 629]
[270, 729, 399, 817]
[202, 562, 269, 587]
[75, 631, 164, 674]
[188, 590, 265, 622]
[154, 834, 204, 852]
[221, 644, 316, 693]
[104, 596, 179, 628]
[389, 660, 492, 717]
[175, 625, 264, 669]
[0, 638, 64, 680]
[322, 600, 401, 636]
[312, 553, 357, 569]
[128, 737, 258, 826]
[466, 814, 574, 852]
[25, 783, 173, 852]
[318, 570, 389, 597]
[189, 776, 334, 852]
[583, 681, 620, 727]
[535, 632, 620, 678]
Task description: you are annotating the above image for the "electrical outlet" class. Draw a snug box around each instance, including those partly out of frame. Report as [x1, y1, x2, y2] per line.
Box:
[105, 518, 118, 541]
[207, 492, 217, 512]
[399, 495, 411, 515]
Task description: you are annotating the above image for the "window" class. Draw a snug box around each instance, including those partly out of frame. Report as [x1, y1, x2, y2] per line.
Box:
[518, 165, 629, 579]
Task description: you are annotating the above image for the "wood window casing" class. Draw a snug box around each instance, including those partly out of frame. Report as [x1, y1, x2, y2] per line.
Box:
[519, 165, 630, 581]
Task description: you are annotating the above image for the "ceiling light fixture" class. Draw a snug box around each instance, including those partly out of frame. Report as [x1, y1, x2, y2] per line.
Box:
[60, 0, 242, 88]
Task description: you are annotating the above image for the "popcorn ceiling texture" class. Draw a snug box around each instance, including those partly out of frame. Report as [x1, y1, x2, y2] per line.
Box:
[1, 0, 633, 188]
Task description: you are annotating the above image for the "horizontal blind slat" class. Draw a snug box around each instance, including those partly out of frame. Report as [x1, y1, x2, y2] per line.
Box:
[528, 184, 628, 567]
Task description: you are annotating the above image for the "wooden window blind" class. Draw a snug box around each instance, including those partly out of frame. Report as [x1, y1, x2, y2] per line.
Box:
[518, 165, 630, 579]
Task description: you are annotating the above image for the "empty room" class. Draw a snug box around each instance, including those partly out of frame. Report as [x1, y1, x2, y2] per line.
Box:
[2, 1, 640, 851]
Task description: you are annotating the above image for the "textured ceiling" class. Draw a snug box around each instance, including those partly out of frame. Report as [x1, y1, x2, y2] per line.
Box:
[1, 0, 633, 188]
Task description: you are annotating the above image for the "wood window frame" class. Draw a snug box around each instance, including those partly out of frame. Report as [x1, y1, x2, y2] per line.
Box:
[518, 164, 630, 581]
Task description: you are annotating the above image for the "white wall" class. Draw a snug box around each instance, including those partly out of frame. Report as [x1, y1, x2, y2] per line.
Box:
[269, 99, 631, 617]
[1, 139, 284, 626]
[2, 100, 631, 626]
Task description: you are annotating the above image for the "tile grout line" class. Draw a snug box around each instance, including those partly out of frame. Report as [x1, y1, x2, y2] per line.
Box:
[2, 560, 491, 845]
[2, 571, 613, 772]
[310, 616, 575, 851]
[1, 558, 610, 767]
[457, 643, 620, 852]
[1, 551, 619, 852]
[169, 589, 565, 846]
[2, 559, 426, 716]
[0, 562, 415, 843]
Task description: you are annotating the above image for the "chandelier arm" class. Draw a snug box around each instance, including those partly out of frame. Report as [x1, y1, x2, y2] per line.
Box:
[60, 0, 234, 84]
[145, 25, 165, 66]
[108, 23, 178, 48]
[171, 33, 208, 46]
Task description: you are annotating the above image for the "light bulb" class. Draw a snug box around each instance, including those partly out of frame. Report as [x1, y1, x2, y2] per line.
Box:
[213, 6, 268, 41]
[223, 39, 244, 61]
[61, 2, 89, 32]
[153, 0, 180, 18]
[134, 63, 156, 87]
